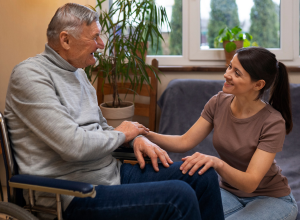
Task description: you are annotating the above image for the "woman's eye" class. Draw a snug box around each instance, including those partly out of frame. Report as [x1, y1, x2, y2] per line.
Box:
[228, 64, 232, 69]
[235, 71, 240, 76]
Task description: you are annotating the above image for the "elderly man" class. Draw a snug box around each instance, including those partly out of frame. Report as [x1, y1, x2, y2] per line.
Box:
[5, 3, 224, 220]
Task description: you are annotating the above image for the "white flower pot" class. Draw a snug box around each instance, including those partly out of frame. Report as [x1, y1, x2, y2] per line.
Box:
[100, 101, 135, 128]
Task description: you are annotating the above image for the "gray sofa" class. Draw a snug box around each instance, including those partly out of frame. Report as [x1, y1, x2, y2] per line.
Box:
[158, 79, 300, 219]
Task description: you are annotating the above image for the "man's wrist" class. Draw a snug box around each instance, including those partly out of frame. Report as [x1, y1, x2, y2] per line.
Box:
[130, 135, 145, 148]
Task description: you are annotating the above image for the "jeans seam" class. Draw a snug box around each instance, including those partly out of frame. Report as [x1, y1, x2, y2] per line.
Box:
[224, 205, 243, 216]
[279, 204, 297, 220]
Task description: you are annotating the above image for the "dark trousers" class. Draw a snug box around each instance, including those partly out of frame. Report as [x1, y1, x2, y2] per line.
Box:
[64, 161, 224, 220]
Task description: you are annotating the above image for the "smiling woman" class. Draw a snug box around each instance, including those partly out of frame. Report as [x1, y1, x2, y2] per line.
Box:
[223, 55, 267, 115]
[144, 47, 298, 220]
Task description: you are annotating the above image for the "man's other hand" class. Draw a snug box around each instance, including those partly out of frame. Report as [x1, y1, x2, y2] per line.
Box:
[114, 121, 149, 143]
[133, 136, 173, 172]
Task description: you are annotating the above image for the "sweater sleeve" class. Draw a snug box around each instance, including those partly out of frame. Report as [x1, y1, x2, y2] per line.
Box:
[8, 63, 125, 162]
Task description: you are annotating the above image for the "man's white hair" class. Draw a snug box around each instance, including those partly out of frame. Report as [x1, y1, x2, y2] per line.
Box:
[47, 3, 99, 44]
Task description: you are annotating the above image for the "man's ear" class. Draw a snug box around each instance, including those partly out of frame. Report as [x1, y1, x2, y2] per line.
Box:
[59, 31, 71, 50]
[254, 79, 266, 91]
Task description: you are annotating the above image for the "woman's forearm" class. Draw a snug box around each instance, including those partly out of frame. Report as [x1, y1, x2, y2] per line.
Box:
[215, 158, 259, 193]
[145, 131, 190, 153]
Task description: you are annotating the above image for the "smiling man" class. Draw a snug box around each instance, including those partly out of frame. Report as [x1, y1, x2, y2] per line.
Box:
[4, 3, 224, 220]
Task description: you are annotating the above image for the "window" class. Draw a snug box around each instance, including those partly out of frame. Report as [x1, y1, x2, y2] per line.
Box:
[189, 0, 293, 61]
[200, 0, 280, 49]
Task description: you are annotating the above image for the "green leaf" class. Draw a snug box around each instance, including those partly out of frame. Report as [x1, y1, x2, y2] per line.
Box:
[245, 33, 253, 41]
[243, 39, 251, 48]
[231, 26, 241, 35]
[218, 28, 225, 36]
[222, 35, 230, 41]
[225, 42, 237, 53]
[251, 41, 259, 47]
[238, 33, 244, 41]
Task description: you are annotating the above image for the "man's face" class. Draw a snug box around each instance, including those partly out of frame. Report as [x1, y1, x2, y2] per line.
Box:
[67, 21, 104, 68]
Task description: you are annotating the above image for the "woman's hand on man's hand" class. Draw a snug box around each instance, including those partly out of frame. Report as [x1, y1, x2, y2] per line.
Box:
[114, 121, 149, 142]
[180, 152, 221, 176]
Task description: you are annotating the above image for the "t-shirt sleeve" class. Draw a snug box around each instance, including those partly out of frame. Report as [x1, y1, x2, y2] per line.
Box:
[201, 93, 218, 124]
[258, 114, 286, 153]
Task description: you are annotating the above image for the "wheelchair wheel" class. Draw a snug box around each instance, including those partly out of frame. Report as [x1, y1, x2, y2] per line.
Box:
[0, 201, 38, 220]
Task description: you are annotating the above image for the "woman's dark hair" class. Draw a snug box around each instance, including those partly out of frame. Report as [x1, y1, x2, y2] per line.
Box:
[236, 47, 293, 134]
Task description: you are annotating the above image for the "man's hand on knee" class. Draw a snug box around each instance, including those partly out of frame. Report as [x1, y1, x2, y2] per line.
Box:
[114, 121, 149, 142]
[133, 136, 173, 171]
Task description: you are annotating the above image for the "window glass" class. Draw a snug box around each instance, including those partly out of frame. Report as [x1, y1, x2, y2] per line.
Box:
[200, 0, 280, 49]
[109, 0, 182, 56]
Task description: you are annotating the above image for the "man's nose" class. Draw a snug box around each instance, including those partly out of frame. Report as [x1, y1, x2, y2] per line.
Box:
[97, 37, 105, 49]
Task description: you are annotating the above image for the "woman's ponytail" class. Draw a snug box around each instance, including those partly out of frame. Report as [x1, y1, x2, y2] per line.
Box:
[237, 47, 293, 134]
[269, 62, 293, 134]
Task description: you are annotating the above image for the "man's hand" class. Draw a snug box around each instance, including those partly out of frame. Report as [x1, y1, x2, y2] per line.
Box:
[114, 121, 149, 143]
[133, 136, 173, 172]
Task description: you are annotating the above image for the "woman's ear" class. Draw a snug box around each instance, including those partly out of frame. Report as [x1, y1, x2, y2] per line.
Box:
[254, 80, 266, 91]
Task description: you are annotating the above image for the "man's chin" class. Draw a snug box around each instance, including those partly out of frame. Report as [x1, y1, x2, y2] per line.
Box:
[85, 59, 96, 68]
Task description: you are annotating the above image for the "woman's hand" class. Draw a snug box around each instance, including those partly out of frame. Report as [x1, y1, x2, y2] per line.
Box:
[180, 152, 221, 176]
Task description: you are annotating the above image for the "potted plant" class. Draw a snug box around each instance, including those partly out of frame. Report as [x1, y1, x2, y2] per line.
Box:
[214, 26, 255, 65]
[85, 0, 170, 126]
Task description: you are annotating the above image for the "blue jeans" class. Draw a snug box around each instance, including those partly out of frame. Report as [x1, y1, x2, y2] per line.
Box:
[221, 188, 298, 220]
[63, 162, 224, 220]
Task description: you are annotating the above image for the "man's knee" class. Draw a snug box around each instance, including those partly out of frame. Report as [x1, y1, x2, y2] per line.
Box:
[168, 180, 195, 194]
[202, 167, 219, 181]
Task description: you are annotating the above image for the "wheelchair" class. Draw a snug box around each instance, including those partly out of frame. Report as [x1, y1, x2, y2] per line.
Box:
[0, 112, 143, 220]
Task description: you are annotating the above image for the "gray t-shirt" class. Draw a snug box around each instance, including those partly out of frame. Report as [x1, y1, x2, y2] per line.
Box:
[201, 91, 291, 198]
[4, 44, 126, 213]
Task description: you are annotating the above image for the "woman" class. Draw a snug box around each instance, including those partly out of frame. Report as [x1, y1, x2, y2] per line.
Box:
[145, 47, 298, 219]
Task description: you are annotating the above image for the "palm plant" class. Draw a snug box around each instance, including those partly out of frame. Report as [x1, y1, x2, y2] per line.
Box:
[85, 0, 170, 108]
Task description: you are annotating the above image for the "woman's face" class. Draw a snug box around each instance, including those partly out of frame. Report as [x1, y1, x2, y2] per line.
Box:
[223, 54, 258, 97]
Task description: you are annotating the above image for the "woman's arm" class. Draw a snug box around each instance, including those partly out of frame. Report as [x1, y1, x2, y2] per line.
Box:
[145, 117, 213, 153]
[181, 148, 276, 193]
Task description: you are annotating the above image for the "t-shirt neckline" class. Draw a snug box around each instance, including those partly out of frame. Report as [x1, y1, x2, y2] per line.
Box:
[228, 95, 268, 123]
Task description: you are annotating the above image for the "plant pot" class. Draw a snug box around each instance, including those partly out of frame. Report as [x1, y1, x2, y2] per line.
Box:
[100, 101, 135, 128]
[223, 40, 243, 65]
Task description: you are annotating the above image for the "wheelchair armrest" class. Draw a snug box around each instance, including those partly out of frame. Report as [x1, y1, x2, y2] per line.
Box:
[9, 174, 96, 198]
[112, 146, 151, 162]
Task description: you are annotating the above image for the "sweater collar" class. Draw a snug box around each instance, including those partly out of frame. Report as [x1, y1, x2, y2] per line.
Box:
[42, 44, 78, 72]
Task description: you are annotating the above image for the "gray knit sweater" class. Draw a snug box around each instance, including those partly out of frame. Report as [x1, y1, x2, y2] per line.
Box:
[4, 44, 126, 214]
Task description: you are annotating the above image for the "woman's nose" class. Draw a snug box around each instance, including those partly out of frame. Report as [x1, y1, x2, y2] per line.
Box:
[224, 70, 231, 79]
